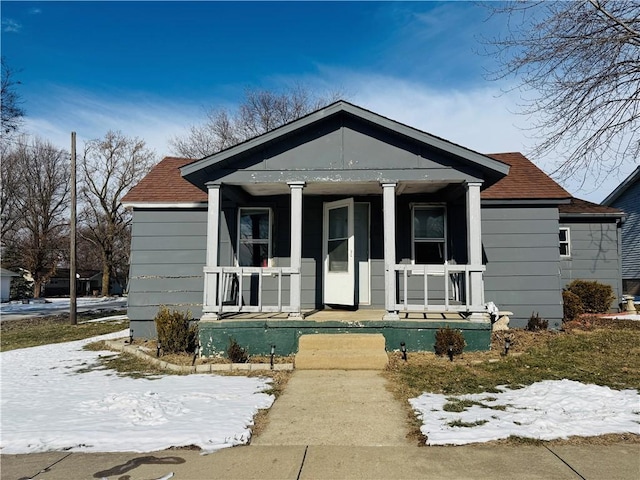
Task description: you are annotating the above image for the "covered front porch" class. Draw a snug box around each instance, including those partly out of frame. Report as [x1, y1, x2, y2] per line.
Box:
[175, 101, 510, 355]
[198, 179, 487, 322]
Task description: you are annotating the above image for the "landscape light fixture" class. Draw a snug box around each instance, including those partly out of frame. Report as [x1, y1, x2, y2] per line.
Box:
[400, 342, 407, 361]
[157, 341, 161, 358]
[270, 344, 276, 370]
[129, 329, 134, 344]
[504, 336, 511, 356]
[447, 343, 454, 362]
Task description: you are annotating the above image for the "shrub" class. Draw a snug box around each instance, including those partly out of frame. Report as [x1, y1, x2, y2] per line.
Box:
[562, 290, 584, 322]
[10, 275, 33, 300]
[227, 337, 248, 363]
[526, 312, 548, 331]
[566, 280, 615, 313]
[154, 306, 198, 355]
[434, 327, 466, 356]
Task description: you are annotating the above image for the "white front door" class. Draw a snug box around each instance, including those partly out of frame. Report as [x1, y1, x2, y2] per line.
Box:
[323, 198, 355, 306]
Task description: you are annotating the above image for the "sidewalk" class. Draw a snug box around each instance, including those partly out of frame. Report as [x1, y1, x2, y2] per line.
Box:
[2, 444, 639, 479]
[2, 369, 639, 479]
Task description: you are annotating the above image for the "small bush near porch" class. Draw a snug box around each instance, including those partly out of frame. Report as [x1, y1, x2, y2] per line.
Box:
[154, 306, 198, 355]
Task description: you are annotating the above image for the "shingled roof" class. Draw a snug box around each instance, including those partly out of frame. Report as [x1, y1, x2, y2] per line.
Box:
[559, 198, 623, 216]
[122, 152, 578, 205]
[482, 152, 571, 200]
[122, 157, 206, 204]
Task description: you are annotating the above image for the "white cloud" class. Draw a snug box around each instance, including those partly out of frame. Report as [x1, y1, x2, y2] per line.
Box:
[2, 18, 21, 33]
[22, 86, 205, 160]
[22, 77, 632, 203]
[29, 8, 42, 15]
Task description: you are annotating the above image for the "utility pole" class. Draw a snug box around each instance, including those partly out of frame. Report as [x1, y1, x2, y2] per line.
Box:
[70, 132, 77, 325]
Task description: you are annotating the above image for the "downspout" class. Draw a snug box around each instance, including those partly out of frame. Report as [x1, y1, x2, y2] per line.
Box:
[617, 215, 625, 301]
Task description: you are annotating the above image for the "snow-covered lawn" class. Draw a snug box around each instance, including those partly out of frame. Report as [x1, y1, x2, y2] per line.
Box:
[0, 330, 274, 454]
[0, 296, 127, 315]
[2, 322, 639, 454]
[410, 380, 640, 445]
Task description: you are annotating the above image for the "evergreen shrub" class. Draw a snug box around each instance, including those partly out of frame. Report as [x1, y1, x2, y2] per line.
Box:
[154, 306, 197, 354]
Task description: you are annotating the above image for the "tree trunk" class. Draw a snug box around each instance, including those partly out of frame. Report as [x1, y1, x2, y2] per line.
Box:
[101, 265, 110, 297]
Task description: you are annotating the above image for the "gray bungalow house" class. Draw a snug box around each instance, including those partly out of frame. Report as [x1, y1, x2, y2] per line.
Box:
[122, 101, 623, 355]
[602, 167, 640, 296]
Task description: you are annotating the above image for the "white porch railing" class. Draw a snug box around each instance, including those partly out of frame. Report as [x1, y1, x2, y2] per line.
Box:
[393, 263, 486, 312]
[203, 266, 300, 314]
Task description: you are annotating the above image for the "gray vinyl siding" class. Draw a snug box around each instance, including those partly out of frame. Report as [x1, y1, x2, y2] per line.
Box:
[559, 219, 622, 307]
[128, 209, 207, 337]
[609, 180, 640, 283]
[481, 206, 563, 329]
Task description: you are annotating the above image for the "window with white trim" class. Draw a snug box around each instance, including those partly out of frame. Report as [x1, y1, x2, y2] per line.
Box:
[412, 205, 447, 264]
[238, 208, 272, 267]
[559, 227, 571, 257]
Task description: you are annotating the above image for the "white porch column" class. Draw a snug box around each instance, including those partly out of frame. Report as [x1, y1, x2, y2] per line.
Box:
[382, 183, 399, 320]
[201, 183, 221, 321]
[288, 181, 305, 319]
[466, 181, 485, 321]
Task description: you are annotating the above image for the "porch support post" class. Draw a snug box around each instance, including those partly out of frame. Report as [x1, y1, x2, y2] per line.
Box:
[288, 181, 305, 319]
[382, 182, 399, 320]
[201, 183, 221, 321]
[466, 181, 486, 321]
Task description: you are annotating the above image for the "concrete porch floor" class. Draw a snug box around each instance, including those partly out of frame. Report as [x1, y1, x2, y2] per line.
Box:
[219, 309, 468, 322]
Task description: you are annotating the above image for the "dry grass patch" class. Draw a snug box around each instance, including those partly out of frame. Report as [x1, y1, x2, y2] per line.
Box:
[130, 339, 295, 366]
[384, 322, 640, 446]
[1, 312, 128, 352]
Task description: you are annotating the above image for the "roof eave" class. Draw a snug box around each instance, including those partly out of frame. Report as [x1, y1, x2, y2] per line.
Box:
[601, 166, 640, 205]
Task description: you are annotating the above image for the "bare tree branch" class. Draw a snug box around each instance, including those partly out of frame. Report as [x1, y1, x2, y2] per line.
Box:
[1, 137, 70, 296]
[170, 85, 342, 158]
[482, 0, 640, 184]
[0, 57, 25, 136]
[80, 131, 155, 296]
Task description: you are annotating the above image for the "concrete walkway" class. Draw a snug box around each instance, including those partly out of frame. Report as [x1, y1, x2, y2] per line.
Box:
[2, 370, 639, 479]
[252, 370, 409, 446]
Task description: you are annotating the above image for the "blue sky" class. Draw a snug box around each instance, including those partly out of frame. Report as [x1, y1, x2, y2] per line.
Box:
[1, 1, 632, 201]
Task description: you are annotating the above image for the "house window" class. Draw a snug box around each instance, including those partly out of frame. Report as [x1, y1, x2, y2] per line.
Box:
[559, 227, 571, 257]
[412, 205, 446, 264]
[238, 208, 272, 267]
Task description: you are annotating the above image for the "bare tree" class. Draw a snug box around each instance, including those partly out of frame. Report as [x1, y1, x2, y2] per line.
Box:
[1, 140, 25, 239]
[1, 57, 25, 136]
[3, 137, 70, 297]
[80, 131, 155, 296]
[484, 0, 640, 183]
[171, 85, 342, 158]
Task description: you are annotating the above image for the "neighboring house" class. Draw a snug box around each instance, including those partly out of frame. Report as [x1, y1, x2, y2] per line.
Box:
[122, 101, 623, 354]
[42, 269, 124, 297]
[0, 268, 19, 302]
[602, 167, 640, 296]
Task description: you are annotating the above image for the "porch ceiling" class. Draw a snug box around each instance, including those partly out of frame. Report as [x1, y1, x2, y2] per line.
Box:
[235, 180, 455, 197]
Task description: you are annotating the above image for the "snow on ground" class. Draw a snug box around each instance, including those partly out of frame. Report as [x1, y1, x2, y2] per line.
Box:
[410, 380, 640, 445]
[0, 330, 274, 454]
[0, 296, 126, 314]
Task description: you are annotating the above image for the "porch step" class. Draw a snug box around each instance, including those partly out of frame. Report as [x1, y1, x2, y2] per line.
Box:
[295, 334, 388, 370]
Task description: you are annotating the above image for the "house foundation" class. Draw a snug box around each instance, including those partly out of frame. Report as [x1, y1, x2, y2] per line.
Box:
[197, 315, 492, 357]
